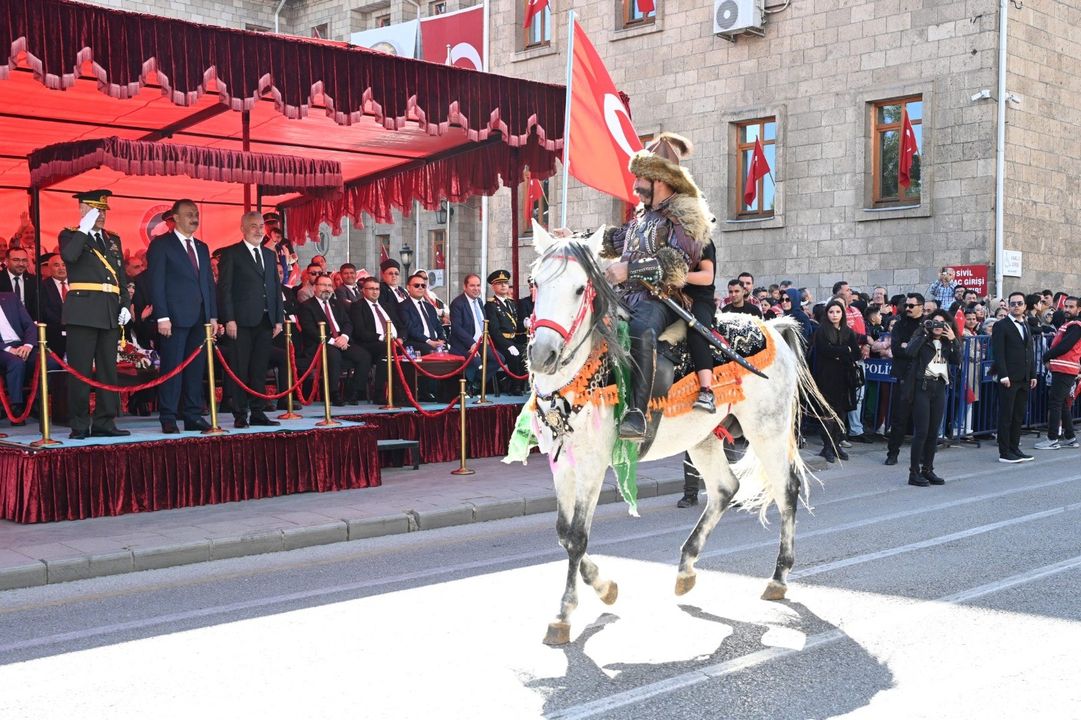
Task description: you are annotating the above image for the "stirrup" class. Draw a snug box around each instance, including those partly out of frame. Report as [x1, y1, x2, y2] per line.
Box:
[618, 408, 647, 440]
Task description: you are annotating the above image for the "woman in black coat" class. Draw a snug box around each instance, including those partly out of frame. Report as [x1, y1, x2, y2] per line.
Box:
[811, 299, 861, 462]
[902, 309, 962, 487]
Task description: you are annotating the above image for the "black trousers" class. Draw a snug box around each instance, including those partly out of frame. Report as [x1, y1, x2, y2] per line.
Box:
[66, 324, 121, 433]
[156, 312, 207, 425]
[910, 377, 947, 471]
[886, 380, 914, 456]
[1046, 372, 1075, 440]
[997, 380, 1029, 454]
[227, 317, 272, 416]
[320, 343, 373, 401]
[688, 299, 715, 374]
[682, 451, 702, 495]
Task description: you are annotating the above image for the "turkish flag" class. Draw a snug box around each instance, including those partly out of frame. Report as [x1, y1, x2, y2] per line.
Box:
[523, 0, 549, 28]
[568, 20, 642, 204]
[638, 0, 655, 14]
[419, 6, 485, 71]
[899, 108, 918, 190]
[743, 137, 771, 206]
[527, 177, 545, 222]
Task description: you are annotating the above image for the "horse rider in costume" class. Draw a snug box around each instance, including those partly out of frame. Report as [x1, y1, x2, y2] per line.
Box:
[600, 133, 715, 440]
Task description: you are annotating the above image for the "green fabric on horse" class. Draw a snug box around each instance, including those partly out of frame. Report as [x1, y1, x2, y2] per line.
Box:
[611, 319, 640, 515]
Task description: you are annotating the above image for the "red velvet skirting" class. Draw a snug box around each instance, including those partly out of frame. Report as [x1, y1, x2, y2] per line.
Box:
[0, 425, 380, 524]
[344, 402, 524, 466]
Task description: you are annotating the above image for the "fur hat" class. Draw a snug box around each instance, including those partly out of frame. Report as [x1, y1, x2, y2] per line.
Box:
[628, 133, 702, 198]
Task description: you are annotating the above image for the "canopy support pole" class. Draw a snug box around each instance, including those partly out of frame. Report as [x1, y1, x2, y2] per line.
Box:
[30, 187, 42, 321]
[242, 110, 252, 212]
[510, 172, 520, 297]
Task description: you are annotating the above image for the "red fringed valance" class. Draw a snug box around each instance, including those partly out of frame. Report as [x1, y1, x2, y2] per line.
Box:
[28, 137, 344, 193]
[286, 135, 559, 235]
[0, 0, 565, 149]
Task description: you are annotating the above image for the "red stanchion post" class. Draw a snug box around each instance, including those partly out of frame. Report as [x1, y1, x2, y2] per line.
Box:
[450, 378, 475, 476]
[203, 323, 227, 435]
[29, 323, 58, 447]
[315, 322, 340, 427]
[278, 320, 302, 420]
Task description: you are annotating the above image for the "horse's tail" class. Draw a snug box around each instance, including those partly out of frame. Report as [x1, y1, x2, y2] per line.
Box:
[731, 317, 834, 522]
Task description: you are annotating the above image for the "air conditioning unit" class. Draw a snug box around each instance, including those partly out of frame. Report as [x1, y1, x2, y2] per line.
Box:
[713, 0, 765, 40]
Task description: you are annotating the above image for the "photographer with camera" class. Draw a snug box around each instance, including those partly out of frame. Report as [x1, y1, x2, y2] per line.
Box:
[902, 310, 962, 486]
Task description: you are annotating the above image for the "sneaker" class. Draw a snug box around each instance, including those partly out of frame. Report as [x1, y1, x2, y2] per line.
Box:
[839, 439, 853, 448]
[1034, 439, 1061, 450]
[693, 388, 716, 413]
[849, 433, 874, 444]
[1013, 449, 1034, 462]
[999, 452, 1023, 464]
[1063, 438, 1080, 448]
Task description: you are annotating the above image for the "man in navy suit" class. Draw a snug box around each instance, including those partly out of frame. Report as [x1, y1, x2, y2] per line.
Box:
[217, 211, 284, 428]
[0, 291, 37, 424]
[400, 272, 447, 356]
[147, 199, 218, 433]
[449, 273, 502, 395]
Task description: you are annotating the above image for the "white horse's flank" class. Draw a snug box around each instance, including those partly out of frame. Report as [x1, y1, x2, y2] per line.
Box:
[524, 224, 825, 646]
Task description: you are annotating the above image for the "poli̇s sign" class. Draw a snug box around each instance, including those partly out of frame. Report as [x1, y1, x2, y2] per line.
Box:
[948, 264, 989, 297]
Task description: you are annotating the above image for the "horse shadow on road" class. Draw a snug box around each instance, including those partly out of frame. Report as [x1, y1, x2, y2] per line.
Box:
[526, 600, 893, 719]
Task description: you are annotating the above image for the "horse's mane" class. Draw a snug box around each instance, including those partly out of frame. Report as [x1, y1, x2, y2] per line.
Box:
[534, 238, 630, 368]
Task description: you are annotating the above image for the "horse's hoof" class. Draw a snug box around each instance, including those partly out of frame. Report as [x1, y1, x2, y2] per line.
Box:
[674, 573, 697, 596]
[598, 580, 619, 605]
[761, 580, 787, 601]
[543, 621, 572, 646]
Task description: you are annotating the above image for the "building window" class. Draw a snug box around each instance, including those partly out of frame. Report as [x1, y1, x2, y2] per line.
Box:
[245, 23, 270, 33]
[521, 171, 549, 233]
[311, 23, 329, 39]
[377, 234, 391, 264]
[621, 0, 656, 29]
[734, 117, 776, 218]
[429, 1, 446, 15]
[429, 230, 446, 287]
[376, 14, 391, 27]
[871, 95, 922, 207]
[523, 4, 552, 49]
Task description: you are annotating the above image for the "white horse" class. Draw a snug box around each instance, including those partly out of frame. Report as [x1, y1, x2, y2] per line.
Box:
[517, 225, 829, 646]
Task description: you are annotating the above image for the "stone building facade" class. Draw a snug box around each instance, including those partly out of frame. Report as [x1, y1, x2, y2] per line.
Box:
[83, 0, 1080, 300]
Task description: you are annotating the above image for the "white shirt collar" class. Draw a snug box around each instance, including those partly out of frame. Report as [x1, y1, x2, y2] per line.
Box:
[243, 239, 261, 253]
[175, 230, 194, 243]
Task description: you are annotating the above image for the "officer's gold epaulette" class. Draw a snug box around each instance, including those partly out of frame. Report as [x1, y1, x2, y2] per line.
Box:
[65, 226, 78, 231]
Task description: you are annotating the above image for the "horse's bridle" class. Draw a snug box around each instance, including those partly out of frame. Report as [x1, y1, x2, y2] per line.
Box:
[529, 255, 599, 371]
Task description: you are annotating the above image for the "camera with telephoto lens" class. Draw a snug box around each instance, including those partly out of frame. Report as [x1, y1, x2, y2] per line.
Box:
[923, 319, 947, 331]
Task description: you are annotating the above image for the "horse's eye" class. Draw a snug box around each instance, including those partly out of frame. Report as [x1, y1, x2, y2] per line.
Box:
[575, 286, 585, 296]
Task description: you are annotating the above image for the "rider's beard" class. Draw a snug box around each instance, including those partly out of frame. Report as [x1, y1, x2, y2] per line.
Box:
[634, 188, 653, 209]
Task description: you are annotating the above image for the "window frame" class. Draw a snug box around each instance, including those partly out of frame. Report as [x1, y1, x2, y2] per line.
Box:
[310, 22, 329, 39]
[375, 14, 391, 28]
[520, 176, 550, 234]
[621, 0, 656, 28]
[428, 229, 446, 270]
[733, 116, 777, 220]
[522, 4, 552, 50]
[870, 95, 923, 208]
[428, 1, 446, 16]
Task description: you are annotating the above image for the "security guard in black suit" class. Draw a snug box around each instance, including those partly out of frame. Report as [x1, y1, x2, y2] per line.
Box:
[485, 269, 527, 393]
[58, 190, 132, 439]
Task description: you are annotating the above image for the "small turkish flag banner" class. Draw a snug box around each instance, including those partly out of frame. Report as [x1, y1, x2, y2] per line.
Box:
[420, 6, 485, 70]
[899, 108, 918, 190]
[523, 0, 549, 28]
[568, 20, 642, 204]
[638, 0, 655, 14]
[743, 137, 771, 206]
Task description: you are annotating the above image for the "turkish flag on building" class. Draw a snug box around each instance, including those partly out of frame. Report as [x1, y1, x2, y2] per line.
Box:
[527, 177, 545, 217]
[568, 20, 642, 204]
[638, 0, 655, 14]
[899, 108, 918, 189]
[419, 5, 485, 71]
[523, 0, 549, 28]
[743, 137, 771, 206]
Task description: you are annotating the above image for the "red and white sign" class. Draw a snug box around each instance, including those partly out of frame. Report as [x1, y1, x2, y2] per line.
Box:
[948, 264, 988, 297]
[420, 5, 485, 71]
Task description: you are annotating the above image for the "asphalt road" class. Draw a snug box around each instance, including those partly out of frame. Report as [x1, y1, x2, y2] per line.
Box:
[1, 450, 1080, 719]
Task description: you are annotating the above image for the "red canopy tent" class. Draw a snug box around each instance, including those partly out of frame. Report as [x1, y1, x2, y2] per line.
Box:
[0, 0, 564, 257]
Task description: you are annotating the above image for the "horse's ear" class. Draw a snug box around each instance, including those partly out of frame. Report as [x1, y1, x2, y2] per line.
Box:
[532, 221, 556, 254]
[585, 225, 607, 257]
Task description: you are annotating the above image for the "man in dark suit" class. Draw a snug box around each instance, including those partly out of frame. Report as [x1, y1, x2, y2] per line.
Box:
[146, 199, 218, 433]
[0, 246, 38, 319]
[298, 274, 371, 405]
[485, 269, 527, 393]
[40, 254, 68, 358]
[58, 190, 132, 439]
[217, 211, 284, 428]
[449, 273, 502, 395]
[349, 276, 395, 402]
[334, 263, 363, 309]
[400, 272, 447, 356]
[0, 291, 37, 424]
[991, 290, 1037, 463]
[378, 258, 406, 332]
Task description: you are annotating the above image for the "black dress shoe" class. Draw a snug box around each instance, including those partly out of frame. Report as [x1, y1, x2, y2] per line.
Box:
[676, 493, 698, 508]
[184, 418, 212, 432]
[234, 416, 249, 429]
[922, 467, 946, 485]
[161, 421, 180, 434]
[884, 453, 898, 466]
[836, 447, 850, 461]
[908, 470, 930, 487]
[248, 414, 281, 427]
[93, 428, 131, 437]
[69, 430, 89, 440]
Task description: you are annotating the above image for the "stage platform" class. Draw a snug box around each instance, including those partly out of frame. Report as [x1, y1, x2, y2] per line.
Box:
[0, 396, 527, 524]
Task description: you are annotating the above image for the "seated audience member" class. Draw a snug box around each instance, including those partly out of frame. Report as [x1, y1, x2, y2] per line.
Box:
[0, 247, 36, 318]
[295, 264, 322, 303]
[334, 263, 362, 308]
[0, 291, 36, 424]
[298, 274, 371, 405]
[348, 276, 396, 401]
[378, 259, 408, 330]
[399, 272, 447, 356]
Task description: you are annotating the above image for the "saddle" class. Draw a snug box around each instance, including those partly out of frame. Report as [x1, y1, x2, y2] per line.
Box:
[638, 314, 768, 455]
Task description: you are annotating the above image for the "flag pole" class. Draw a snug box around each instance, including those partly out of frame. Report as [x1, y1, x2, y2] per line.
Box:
[559, 10, 576, 229]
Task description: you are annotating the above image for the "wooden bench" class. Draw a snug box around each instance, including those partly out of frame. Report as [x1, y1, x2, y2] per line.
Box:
[376, 439, 421, 470]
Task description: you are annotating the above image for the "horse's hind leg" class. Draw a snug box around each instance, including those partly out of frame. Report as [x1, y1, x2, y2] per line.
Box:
[762, 469, 800, 601]
[676, 435, 739, 596]
[580, 554, 618, 605]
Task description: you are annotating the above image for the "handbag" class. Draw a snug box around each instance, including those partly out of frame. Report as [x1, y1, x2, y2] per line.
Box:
[846, 363, 865, 390]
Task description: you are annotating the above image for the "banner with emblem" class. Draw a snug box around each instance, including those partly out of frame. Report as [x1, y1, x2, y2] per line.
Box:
[419, 5, 485, 71]
[349, 20, 419, 59]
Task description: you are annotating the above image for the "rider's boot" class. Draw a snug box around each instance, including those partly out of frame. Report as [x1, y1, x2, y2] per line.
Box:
[619, 328, 656, 441]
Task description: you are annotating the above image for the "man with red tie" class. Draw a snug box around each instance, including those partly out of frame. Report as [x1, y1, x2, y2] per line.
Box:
[298, 274, 371, 405]
[146, 199, 218, 433]
[40, 254, 68, 358]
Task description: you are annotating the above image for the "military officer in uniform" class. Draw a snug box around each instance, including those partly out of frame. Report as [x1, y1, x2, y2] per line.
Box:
[58, 190, 132, 439]
[485, 269, 527, 394]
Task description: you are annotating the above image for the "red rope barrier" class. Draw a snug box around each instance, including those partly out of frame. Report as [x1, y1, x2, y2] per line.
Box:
[289, 343, 322, 406]
[48, 344, 204, 394]
[0, 358, 41, 424]
[215, 344, 322, 400]
[394, 340, 480, 379]
[485, 335, 529, 380]
[391, 349, 460, 418]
